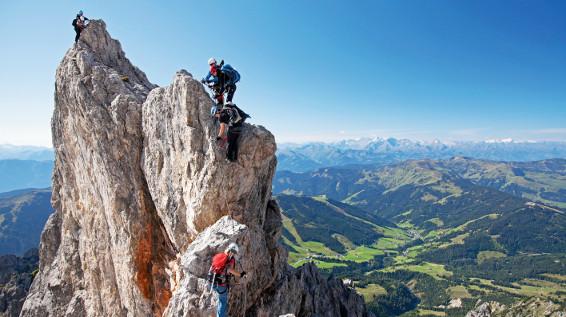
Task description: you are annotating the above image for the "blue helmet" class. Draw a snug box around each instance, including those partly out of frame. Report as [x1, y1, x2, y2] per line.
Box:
[78, 10, 83, 16]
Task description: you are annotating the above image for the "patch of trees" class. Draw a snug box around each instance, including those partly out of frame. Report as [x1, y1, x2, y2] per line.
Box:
[419, 232, 501, 265]
[484, 207, 566, 255]
[277, 195, 383, 253]
[452, 254, 566, 283]
[368, 282, 419, 316]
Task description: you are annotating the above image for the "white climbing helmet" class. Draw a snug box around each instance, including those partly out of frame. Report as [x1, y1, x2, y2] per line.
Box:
[208, 57, 217, 66]
[225, 242, 239, 255]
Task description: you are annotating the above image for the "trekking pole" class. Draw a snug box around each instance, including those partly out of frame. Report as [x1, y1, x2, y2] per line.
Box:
[210, 272, 216, 292]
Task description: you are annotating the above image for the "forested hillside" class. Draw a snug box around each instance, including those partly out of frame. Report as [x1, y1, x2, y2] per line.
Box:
[275, 158, 566, 316]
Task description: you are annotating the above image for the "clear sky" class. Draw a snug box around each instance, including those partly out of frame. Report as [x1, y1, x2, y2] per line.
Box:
[1, 0, 565, 147]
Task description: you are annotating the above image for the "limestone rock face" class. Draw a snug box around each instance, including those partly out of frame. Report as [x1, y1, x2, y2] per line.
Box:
[20, 20, 172, 317]
[165, 216, 367, 317]
[466, 299, 566, 317]
[142, 69, 277, 249]
[20, 20, 369, 317]
[164, 216, 262, 317]
[247, 263, 369, 317]
[0, 249, 38, 317]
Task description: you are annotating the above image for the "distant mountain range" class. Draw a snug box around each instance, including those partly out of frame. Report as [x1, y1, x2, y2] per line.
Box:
[0, 160, 53, 193]
[278, 138, 566, 172]
[275, 157, 566, 209]
[0, 145, 53, 161]
[0, 188, 53, 256]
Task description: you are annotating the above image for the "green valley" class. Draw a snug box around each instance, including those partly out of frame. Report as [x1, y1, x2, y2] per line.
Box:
[275, 158, 566, 316]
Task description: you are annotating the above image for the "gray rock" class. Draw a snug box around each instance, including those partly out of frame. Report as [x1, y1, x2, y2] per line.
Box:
[20, 20, 171, 317]
[0, 249, 38, 317]
[247, 262, 369, 317]
[164, 216, 368, 317]
[141, 69, 277, 250]
[466, 298, 566, 317]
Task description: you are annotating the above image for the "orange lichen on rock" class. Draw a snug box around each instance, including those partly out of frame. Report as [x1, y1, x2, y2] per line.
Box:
[135, 222, 153, 300]
[153, 264, 173, 316]
[134, 189, 175, 316]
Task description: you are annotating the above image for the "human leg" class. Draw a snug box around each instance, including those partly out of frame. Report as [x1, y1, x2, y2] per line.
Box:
[227, 128, 240, 161]
[213, 285, 228, 317]
[226, 84, 237, 102]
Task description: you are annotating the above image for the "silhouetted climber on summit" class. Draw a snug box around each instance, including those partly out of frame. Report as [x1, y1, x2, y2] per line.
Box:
[72, 10, 89, 43]
[201, 58, 241, 104]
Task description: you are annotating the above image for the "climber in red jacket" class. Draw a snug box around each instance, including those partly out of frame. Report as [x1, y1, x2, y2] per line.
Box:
[207, 243, 246, 317]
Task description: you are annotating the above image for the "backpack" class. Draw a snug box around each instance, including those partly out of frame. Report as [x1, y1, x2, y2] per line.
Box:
[221, 64, 241, 84]
[225, 105, 250, 126]
[207, 253, 233, 286]
[210, 253, 231, 275]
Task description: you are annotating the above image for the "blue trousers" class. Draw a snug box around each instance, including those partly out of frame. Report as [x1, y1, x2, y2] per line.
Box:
[213, 285, 228, 317]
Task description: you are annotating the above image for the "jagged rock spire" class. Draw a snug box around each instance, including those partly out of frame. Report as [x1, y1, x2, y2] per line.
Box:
[21, 20, 172, 317]
[20, 20, 369, 317]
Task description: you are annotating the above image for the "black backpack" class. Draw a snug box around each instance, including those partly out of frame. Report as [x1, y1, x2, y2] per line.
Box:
[225, 105, 250, 126]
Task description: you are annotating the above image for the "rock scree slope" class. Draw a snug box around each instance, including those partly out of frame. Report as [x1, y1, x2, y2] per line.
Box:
[20, 20, 369, 317]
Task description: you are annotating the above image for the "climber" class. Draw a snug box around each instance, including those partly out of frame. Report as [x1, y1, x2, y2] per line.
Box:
[214, 102, 250, 162]
[201, 58, 241, 103]
[207, 243, 246, 317]
[72, 10, 89, 43]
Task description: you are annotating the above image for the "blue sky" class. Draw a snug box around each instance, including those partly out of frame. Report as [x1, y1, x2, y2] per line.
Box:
[0, 0, 565, 146]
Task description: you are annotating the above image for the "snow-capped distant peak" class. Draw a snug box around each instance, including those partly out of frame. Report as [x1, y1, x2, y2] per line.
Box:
[485, 138, 514, 144]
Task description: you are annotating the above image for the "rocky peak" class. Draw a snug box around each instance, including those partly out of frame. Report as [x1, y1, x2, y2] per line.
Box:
[466, 298, 566, 317]
[142, 69, 277, 250]
[75, 20, 155, 95]
[20, 20, 369, 317]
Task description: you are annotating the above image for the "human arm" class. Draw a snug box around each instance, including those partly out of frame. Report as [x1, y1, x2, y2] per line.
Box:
[202, 71, 211, 83]
[217, 122, 228, 140]
[227, 267, 246, 278]
[202, 71, 218, 84]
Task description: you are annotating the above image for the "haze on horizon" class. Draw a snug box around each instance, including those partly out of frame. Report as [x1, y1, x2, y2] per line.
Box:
[1, 0, 565, 147]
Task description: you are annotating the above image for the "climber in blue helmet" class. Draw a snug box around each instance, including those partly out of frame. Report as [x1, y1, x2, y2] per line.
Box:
[201, 58, 241, 104]
[72, 10, 89, 43]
